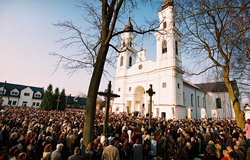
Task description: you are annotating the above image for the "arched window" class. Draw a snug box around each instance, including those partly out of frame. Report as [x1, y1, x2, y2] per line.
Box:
[162, 40, 167, 54]
[129, 41, 132, 47]
[120, 56, 123, 66]
[191, 94, 193, 106]
[163, 21, 167, 29]
[129, 56, 132, 67]
[175, 41, 178, 55]
[216, 98, 221, 108]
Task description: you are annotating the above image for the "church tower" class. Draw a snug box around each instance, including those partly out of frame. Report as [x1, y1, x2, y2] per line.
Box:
[155, 0, 182, 69]
[114, 18, 137, 112]
[154, 0, 185, 114]
[116, 17, 137, 78]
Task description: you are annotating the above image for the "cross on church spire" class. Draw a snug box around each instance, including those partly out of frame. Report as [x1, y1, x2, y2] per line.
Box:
[124, 17, 133, 32]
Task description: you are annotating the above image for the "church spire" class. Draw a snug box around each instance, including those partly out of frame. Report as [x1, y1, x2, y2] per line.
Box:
[124, 17, 133, 32]
[162, 0, 174, 10]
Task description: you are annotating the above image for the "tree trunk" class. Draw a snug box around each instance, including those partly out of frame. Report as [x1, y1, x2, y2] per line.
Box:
[224, 69, 245, 130]
[82, 44, 109, 150]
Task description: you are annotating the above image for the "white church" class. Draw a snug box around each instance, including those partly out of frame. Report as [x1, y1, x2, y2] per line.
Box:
[112, 0, 237, 119]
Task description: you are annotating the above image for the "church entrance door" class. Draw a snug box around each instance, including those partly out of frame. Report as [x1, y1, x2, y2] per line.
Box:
[134, 86, 145, 115]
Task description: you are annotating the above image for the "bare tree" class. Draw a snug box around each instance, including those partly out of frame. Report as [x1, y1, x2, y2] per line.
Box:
[176, 0, 250, 129]
[52, 0, 159, 150]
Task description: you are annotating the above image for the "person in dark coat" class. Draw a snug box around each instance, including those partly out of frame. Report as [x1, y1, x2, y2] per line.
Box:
[95, 143, 103, 160]
[177, 137, 188, 160]
[234, 145, 245, 160]
[68, 147, 83, 160]
[186, 142, 193, 160]
[26, 138, 38, 160]
[205, 140, 216, 160]
[8, 132, 18, 150]
[84, 142, 96, 160]
[227, 145, 237, 160]
[133, 138, 143, 160]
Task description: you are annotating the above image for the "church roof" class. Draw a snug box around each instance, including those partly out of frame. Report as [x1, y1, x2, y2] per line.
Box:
[162, 0, 174, 10]
[183, 80, 203, 91]
[195, 80, 238, 93]
[124, 17, 133, 32]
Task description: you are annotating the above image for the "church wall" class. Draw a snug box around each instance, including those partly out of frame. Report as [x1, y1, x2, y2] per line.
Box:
[176, 77, 183, 106]
[183, 84, 205, 119]
[205, 92, 234, 119]
[175, 106, 186, 119]
[126, 61, 157, 76]
[113, 77, 127, 112]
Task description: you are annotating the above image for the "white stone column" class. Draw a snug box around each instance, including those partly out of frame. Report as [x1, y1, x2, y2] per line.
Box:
[132, 99, 135, 113]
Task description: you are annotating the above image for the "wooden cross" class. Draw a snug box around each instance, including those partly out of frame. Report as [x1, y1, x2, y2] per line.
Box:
[146, 84, 155, 128]
[98, 81, 120, 135]
[56, 95, 61, 111]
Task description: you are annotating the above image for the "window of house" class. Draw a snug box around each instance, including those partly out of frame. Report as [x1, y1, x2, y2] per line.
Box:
[129, 56, 132, 67]
[177, 83, 180, 89]
[33, 102, 36, 106]
[8, 100, 12, 105]
[24, 93, 30, 96]
[191, 94, 193, 106]
[22, 101, 27, 107]
[0, 89, 6, 94]
[34, 93, 41, 98]
[175, 41, 178, 55]
[36, 102, 40, 106]
[123, 41, 125, 47]
[10, 91, 18, 96]
[118, 88, 121, 92]
[203, 97, 206, 108]
[198, 96, 200, 107]
[12, 101, 17, 106]
[162, 82, 166, 88]
[183, 92, 185, 105]
[11, 91, 18, 96]
[120, 56, 123, 66]
[216, 98, 221, 108]
[163, 21, 167, 29]
[162, 40, 167, 53]
[129, 87, 131, 92]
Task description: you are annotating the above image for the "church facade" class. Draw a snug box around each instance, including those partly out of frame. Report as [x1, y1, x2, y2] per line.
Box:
[112, 0, 236, 119]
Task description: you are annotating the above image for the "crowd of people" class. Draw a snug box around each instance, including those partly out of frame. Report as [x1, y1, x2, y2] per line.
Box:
[0, 106, 250, 160]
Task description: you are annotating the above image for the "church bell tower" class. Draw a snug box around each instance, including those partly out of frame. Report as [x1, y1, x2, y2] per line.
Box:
[155, 0, 182, 70]
[116, 17, 137, 78]
[155, 0, 184, 108]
